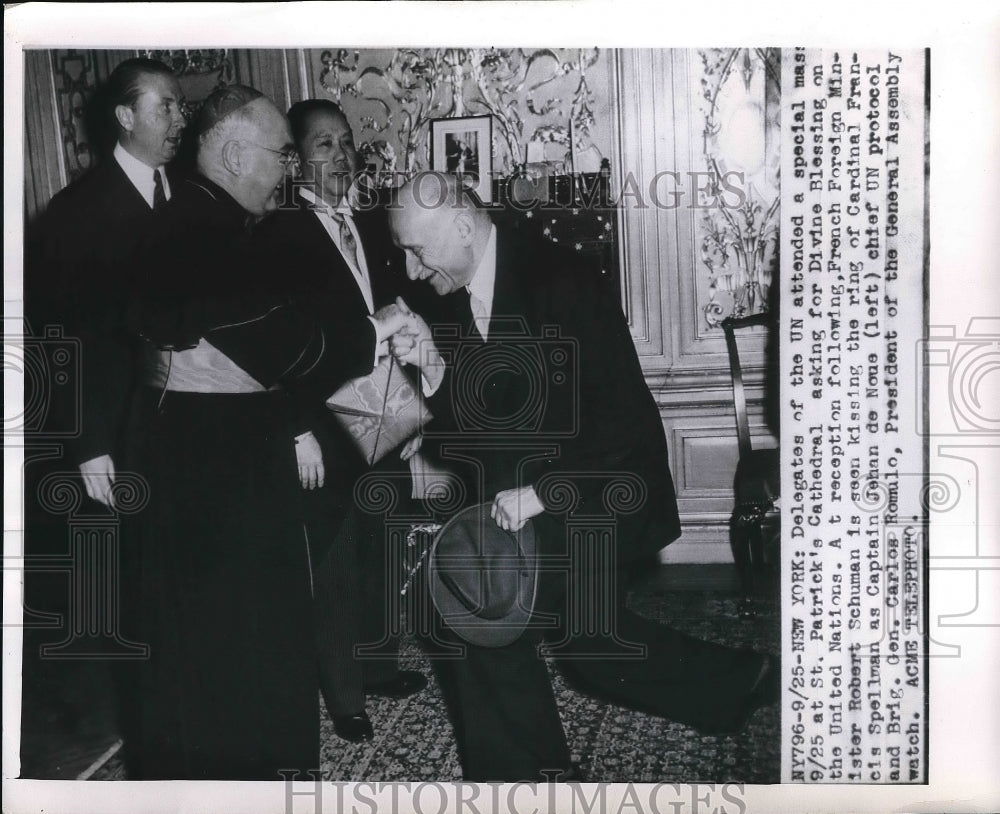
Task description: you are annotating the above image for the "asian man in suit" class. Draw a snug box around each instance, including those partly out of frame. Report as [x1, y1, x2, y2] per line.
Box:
[253, 99, 428, 743]
[387, 173, 779, 781]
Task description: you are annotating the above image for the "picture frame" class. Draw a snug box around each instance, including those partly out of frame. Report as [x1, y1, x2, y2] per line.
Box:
[430, 115, 493, 204]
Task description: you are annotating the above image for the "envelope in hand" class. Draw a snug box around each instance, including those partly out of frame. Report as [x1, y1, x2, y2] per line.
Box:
[326, 356, 432, 466]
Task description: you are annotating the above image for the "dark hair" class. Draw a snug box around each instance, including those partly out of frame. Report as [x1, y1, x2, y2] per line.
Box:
[287, 98, 346, 151]
[84, 57, 176, 159]
[105, 57, 176, 110]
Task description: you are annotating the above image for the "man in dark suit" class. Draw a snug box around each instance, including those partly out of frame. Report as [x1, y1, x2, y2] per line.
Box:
[255, 98, 427, 742]
[30, 57, 187, 505]
[387, 173, 778, 781]
[23, 57, 186, 774]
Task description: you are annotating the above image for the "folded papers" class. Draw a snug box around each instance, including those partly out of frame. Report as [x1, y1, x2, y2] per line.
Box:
[326, 356, 431, 466]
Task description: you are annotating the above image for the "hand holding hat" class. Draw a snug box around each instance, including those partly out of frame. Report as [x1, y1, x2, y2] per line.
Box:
[491, 486, 545, 532]
[428, 502, 539, 648]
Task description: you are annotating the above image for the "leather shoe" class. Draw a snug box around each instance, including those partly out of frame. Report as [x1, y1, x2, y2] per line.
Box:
[333, 711, 374, 743]
[748, 653, 780, 708]
[733, 653, 779, 732]
[365, 670, 428, 699]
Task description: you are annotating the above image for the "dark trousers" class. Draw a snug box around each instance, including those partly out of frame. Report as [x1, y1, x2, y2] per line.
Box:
[309, 499, 400, 716]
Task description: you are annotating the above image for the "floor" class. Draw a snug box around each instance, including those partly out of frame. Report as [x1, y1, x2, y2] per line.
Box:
[15, 563, 764, 780]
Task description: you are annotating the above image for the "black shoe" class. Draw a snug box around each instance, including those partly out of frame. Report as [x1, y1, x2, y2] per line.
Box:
[698, 653, 779, 736]
[365, 670, 428, 699]
[732, 653, 779, 732]
[553, 764, 587, 782]
[332, 711, 374, 743]
[748, 653, 780, 708]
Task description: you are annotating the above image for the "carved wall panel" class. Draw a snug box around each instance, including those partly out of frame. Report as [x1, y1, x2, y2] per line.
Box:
[306, 48, 613, 180]
[613, 49, 778, 386]
[612, 49, 779, 557]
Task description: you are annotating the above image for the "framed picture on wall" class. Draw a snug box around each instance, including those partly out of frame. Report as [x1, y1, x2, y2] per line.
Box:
[430, 115, 493, 204]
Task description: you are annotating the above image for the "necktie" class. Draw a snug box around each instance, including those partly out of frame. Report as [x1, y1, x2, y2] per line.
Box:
[332, 212, 360, 272]
[152, 168, 166, 212]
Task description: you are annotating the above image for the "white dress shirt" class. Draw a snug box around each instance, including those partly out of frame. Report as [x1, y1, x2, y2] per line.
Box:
[421, 224, 498, 397]
[297, 186, 383, 370]
[298, 187, 374, 314]
[466, 224, 498, 341]
[114, 142, 170, 209]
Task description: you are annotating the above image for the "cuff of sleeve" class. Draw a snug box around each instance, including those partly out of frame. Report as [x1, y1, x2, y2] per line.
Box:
[367, 316, 383, 370]
[422, 372, 442, 397]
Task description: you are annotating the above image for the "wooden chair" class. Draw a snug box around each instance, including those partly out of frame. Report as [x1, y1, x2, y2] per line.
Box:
[720, 313, 779, 618]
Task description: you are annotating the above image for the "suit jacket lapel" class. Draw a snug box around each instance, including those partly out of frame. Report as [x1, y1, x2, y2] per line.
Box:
[104, 159, 152, 213]
[293, 188, 371, 315]
[490, 228, 534, 338]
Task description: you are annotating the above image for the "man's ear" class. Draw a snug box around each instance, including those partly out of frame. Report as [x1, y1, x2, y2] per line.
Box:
[221, 140, 242, 176]
[114, 104, 134, 134]
[454, 212, 475, 245]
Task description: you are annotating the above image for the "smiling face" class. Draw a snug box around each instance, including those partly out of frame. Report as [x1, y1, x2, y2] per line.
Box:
[389, 204, 475, 296]
[296, 108, 360, 206]
[118, 72, 186, 168]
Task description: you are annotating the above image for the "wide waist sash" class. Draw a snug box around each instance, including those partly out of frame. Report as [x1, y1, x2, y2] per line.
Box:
[144, 339, 272, 393]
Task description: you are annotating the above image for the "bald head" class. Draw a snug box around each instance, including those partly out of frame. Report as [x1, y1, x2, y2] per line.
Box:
[388, 173, 493, 296]
[195, 91, 295, 218]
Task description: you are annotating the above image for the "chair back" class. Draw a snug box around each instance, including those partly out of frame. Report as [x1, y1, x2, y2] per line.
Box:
[720, 312, 772, 463]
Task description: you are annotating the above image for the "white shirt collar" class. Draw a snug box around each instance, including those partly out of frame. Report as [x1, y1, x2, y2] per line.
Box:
[298, 186, 352, 218]
[467, 224, 497, 319]
[113, 142, 169, 209]
[466, 225, 497, 339]
[297, 186, 373, 313]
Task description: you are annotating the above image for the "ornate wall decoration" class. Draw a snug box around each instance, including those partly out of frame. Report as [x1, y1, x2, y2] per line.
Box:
[145, 48, 233, 80]
[313, 47, 609, 183]
[695, 48, 781, 327]
[50, 50, 100, 183]
[145, 49, 234, 117]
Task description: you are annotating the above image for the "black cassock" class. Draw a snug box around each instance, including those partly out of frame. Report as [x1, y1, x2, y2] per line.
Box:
[122, 176, 379, 779]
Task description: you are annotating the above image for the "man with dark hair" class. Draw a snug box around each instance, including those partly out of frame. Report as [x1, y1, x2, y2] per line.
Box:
[123, 85, 414, 779]
[22, 55, 187, 784]
[258, 98, 428, 743]
[387, 173, 779, 781]
[31, 56, 187, 506]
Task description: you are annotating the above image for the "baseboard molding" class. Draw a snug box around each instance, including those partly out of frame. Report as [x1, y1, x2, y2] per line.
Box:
[658, 525, 734, 564]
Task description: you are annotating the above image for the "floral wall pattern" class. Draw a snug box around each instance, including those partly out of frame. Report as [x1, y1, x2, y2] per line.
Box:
[694, 48, 781, 327]
[309, 48, 612, 181]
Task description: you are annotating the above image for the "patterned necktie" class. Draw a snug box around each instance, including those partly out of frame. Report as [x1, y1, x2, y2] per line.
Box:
[332, 212, 360, 271]
[152, 168, 166, 212]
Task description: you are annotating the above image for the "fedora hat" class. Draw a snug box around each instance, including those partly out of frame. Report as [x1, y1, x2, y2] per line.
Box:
[428, 503, 539, 647]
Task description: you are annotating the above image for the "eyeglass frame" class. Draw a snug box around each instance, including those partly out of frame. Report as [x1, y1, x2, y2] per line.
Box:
[239, 139, 299, 168]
